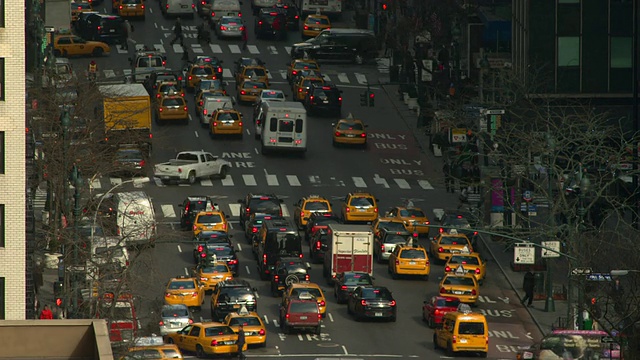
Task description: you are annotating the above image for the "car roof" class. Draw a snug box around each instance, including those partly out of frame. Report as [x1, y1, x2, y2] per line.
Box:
[187, 195, 211, 201]
[290, 282, 321, 289]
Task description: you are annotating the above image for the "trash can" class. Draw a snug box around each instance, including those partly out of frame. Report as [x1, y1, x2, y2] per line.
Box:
[534, 272, 544, 294]
[389, 65, 399, 82]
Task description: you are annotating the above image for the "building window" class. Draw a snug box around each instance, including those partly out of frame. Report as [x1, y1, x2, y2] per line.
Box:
[558, 0, 579, 3]
[0, 58, 4, 101]
[0, 0, 4, 27]
[0, 131, 4, 174]
[558, 37, 580, 66]
[0, 204, 3, 247]
[0, 277, 4, 320]
[611, 37, 632, 68]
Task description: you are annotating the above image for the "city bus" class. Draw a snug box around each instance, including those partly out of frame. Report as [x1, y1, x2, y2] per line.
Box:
[297, 0, 341, 16]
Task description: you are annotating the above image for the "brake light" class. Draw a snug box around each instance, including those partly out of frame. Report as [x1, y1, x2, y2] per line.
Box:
[156, 94, 161, 98]
[191, 3, 194, 7]
[299, 253, 303, 258]
[252, 227, 258, 233]
[425, 221, 430, 225]
[285, 313, 290, 319]
[440, 287, 446, 293]
[295, 15, 298, 19]
[318, 313, 322, 319]
[183, 106, 188, 111]
[119, 5, 122, 9]
[438, 247, 444, 253]
[335, 131, 341, 137]
[305, 274, 310, 281]
[292, 70, 297, 75]
[316, 241, 321, 250]
[200, 277, 207, 281]
[452, 335, 457, 344]
[258, 20, 262, 25]
[220, 26, 227, 30]
[471, 289, 477, 295]
[228, 259, 238, 265]
[274, 275, 279, 282]
[203, 109, 207, 115]
[389, 300, 396, 306]
[473, 231, 478, 236]
[259, 329, 265, 335]
[210, 339, 218, 346]
[97, 26, 101, 31]
[338, 96, 342, 104]
[211, 11, 215, 16]
[213, 122, 218, 127]
[239, 121, 243, 126]
[193, 224, 197, 231]
[188, 76, 193, 80]
[374, 208, 378, 213]
[360, 300, 367, 306]
[439, 228, 444, 233]
[159, 320, 164, 326]
[341, 285, 347, 290]
[445, 266, 451, 272]
[346, 207, 350, 212]
[298, 88, 303, 92]
[198, 245, 203, 252]
[304, 26, 308, 30]
[246, 207, 251, 213]
[165, 292, 171, 297]
[199, 101, 203, 106]
[361, 133, 366, 138]
[159, 107, 164, 112]
[395, 259, 400, 265]
[201, 253, 206, 258]
[189, 319, 193, 324]
[263, 254, 267, 265]
[475, 268, 481, 274]
[141, 4, 144, 8]
[241, 90, 246, 95]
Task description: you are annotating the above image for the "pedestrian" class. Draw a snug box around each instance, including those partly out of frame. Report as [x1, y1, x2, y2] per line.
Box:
[241, 27, 248, 51]
[521, 268, 535, 307]
[181, 42, 190, 61]
[457, 186, 470, 210]
[237, 324, 246, 359]
[170, 17, 184, 45]
[39, 304, 54, 319]
[443, 161, 453, 193]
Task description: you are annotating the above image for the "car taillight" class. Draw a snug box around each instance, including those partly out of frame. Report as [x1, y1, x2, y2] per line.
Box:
[263, 254, 267, 265]
[217, 67, 222, 73]
[165, 4, 168, 8]
[395, 259, 400, 265]
[211, 11, 215, 16]
[97, 25, 101, 31]
[119, 5, 122, 8]
[200, 277, 207, 281]
[274, 275, 279, 282]
[246, 207, 251, 213]
[188, 76, 193, 80]
[158, 107, 164, 112]
[298, 88, 303, 92]
[239, 121, 243, 126]
[165, 292, 171, 297]
[335, 131, 341, 137]
[191, 292, 198, 297]
[425, 221, 430, 225]
[193, 224, 197, 231]
[389, 300, 396, 306]
[188, 319, 193, 324]
[228, 259, 238, 265]
[203, 109, 207, 115]
[201, 253, 206, 258]
[471, 289, 477, 295]
[439, 228, 444, 233]
[241, 90, 246, 95]
[317, 313, 322, 319]
[360, 300, 367, 306]
[304, 25, 308, 30]
[199, 101, 203, 106]
[440, 287, 446, 293]
[156, 93, 161, 98]
[345, 207, 350, 212]
[305, 274, 310, 281]
[285, 313, 290, 319]
[198, 245, 203, 252]
[319, 300, 325, 306]
[445, 266, 451, 272]
[341, 285, 348, 290]
[299, 253, 303, 258]
[252, 227, 258, 233]
[380, 244, 384, 251]
[238, 12, 241, 16]
[159, 320, 164, 326]
[141, 4, 144, 8]
[473, 231, 478, 236]
[292, 70, 298, 75]
[183, 106, 188, 111]
[438, 247, 444, 253]
[316, 241, 321, 250]
[374, 208, 378, 213]
[434, 309, 441, 315]
[191, 3, 194, 7]
[210, 339, 218, 346]
[361, 133, 366, 138]
[259, 329, 265, 335]
[220, 26, 227, 30]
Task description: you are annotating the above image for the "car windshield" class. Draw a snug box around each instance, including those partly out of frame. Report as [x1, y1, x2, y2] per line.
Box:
[458, 322, 485, 335]
[304, 201, 329, 211]
[449, 256, 479, 265]
[378, 221, 406, 232]
[169, 280, 196, 290]
[116, 149, 142, 160]
[383, 234, 410, 244]
[262, 91, 285, 100]
[399, 249, 426, 259]
[443, 276, 476, 286]
[243, 81, 267, 89]
[294, 62, 319, 70]
[199, 80, 223, 90]
[192, 67, 214, 75]
[343, 273, 373, 285]
[221, 17, 242, 25]
[197, 214, 223, 223]
[200, 264, 229, 273]
[220, 288, 254, 301]
[445, 218, 472, 228]
[188, 200, 209, 212]
[137, 57, 163, 67]
[217, 112, 240, 121]
[361, 288, 392, 300]
[306, 17, 330, 25]
[162, 98, 183, 107]
[400, 209, 426, 217]
[440, 236, 469, 245]
[338, 122, 363, 131]
[436, 298, 460, 307]
[289, 302, 317, 313]
[204, 326, 234, 336]
[94, 246, 124, 257]
[228, 317, 261, 326]
[350, 197, 373, 207]
[244, 68, 267, 77]
[207, 246, 234, 256]
[161, 307, 189, 318]
[290, 288, 322, 298]
[248, 198, 280, 213]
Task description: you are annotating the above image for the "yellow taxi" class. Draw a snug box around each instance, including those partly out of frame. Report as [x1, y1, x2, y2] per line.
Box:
[156, 95, 189, 123]
[185, 63, 217, 91]
[120, 336, 183, 359]
[293, 76, 324, 101]
[332, 117, 367, 146]
[384, 206, 431, 235]
[71, 2, 93, 23]
[196, 90, 227, 114]
[439, 270, 479, 304]
[210, 109, 243, 137]
[293, 195, 332, 229]
[194, 263, 234, 292]
[224, 307, 267, 347]
[193, 210, 228, 235]
[164, 276, 205, 310]
[444, 251, 486, 285]
[429, 231, 473, 263]
[302, 13, 331, 38]
[165, 322, 245, 358]
[388, 242, 430, 280]
[434, 304, 488, 358]
[237, 79, 268, 104]
[117, 0, 145, 18]
[282, 282, 327, 317]
[341, 191, 378, 223]
[235, 65, 270, 87]
[156, 81, 184, 99]
[53, 34, 110, 57]
[286, 59, 321, 84]
[372, 217, 409, 237]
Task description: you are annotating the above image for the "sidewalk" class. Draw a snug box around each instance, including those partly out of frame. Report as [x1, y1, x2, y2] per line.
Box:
[383, 83, 570, 336]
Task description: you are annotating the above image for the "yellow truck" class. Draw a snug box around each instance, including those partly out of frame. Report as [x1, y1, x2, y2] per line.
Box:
[99, 84, 152, 151]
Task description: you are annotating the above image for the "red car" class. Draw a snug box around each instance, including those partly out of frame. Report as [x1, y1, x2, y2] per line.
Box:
[422, 296, 460, 328]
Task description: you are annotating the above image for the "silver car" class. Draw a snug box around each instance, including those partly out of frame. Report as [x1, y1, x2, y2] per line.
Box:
[215, 16, 244, 39]
[374, 230, 413, 262]
[159, 304, 193, 336]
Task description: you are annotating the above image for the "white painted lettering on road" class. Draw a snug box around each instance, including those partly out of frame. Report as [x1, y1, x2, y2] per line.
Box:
[489, 330, 520, 339]
[222, 152, 252, 159]
[373, 174, 389, 188]
[477, 296, 497, 303]
[478, 309, 513, 318]
[374, 143, 408, 150]
[390, 169, 424, 176]
[496, 345, 523, 353]
[234, 162, 255, 168]
[210, 44, 222, 53]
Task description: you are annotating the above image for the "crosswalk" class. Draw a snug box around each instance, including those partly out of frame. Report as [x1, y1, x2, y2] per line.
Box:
[117, 43, 292, 57]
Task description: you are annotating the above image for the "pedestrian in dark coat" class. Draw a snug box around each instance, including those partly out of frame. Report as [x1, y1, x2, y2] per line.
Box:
[170, 17, 184, 45]
[241, 27, 248, 50]
[521, 268, 535, 307]
[237, 324, 246, 359]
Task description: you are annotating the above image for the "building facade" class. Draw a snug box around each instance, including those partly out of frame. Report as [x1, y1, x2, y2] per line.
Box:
[512, 0, 636, 96]
[0, 0, 27, 319]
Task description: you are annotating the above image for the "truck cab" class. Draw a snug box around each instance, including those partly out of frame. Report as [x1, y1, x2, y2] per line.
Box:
[131, 50, 167, 83]
[96, 291, 139, 346]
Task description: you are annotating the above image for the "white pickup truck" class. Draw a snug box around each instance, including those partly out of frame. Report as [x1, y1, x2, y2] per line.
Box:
[154, 151, 230, 185]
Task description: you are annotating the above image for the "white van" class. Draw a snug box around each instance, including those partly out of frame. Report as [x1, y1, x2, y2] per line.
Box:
[259, 101, 307, 154]
[161, 0, 195, 17]
[210, 0, 241, 22]
[200, 96, 234, 125]
[91, 236, 130, 269]
[102, 191, 157, 247]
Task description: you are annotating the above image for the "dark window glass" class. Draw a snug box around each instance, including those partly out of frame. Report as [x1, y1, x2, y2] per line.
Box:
[290, 302, 318, 313]
[377, 221, 406, 232]
[343, 273, 373, 285]
[399, 249, 426, 259]
[279, 120, 294, 132]
[161, 307, 189, 318]
[269, 117, 277, 131]
[350, 197, 374, 206]
[197, 214, 223, 223]
[168, 280, 196, 289]
[0, 58, 5, 101]
[458, 322, 485, 335]
[361, 288, 392, 300]
[610, 0, 633, 36]
[295, 119, 303, 133]
[205, 326, 234, 336]
[247, 198, 280, 213]
[0, 132, 4, 173]
[557, 4, 580, 36]
[303, 201, 328, 211]
[0, 0, 4, 27]
[229, 317, 261, 326]
[0, 277, 4, 319]
[443, 276, 475, 286]
[448, 256, 480, 265]
[439, 236, 469, 245]
[435, 297, 460, 308]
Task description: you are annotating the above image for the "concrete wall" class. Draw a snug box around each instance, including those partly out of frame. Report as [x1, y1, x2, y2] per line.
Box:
[0, 0, 27, 320]
[0, 320, 114, 359]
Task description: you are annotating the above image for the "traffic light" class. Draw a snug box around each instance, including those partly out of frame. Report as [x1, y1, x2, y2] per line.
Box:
[360, 90, 368, 106]
[381, 2, 387, 11]
[53, 281, 63, 308]
[368, 91, 375, 107]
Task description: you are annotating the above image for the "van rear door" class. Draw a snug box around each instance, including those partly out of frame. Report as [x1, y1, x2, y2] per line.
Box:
[276, 118, 295, 146]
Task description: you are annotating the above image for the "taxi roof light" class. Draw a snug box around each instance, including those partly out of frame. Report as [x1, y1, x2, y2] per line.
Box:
[457, 303, 472, 314]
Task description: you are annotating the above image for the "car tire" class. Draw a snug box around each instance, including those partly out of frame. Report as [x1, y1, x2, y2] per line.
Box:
[92, 47, 104, 57]
[187, 171, 196, 184]
[196, 345, 206, 358]
[219, 166, 228, 179]
[480, 352, 488, 358]
[433, 335, 440, 350]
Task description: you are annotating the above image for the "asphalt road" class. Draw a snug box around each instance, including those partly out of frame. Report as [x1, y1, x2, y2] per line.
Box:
[64, 2, 543, 359]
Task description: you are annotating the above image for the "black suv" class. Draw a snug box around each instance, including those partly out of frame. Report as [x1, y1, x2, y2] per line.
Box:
[192, 231, 233, 262]
[256, 219, 303, 279]
[191, 56, 224, 80]
[237, 193, 283, 227]
[178, 196, 217, 230]
[211, 280, 257, 321]
[270, 257, 311, 296]
[198, 244, 239, 275]
[75, 13, 125, 43]
[291, 29, 378, 65]
[308, 230, 329, 264]
[436, 210, 479, 246]
[303, 83, 342, 117]
[273, 2, 299, 30]
[254, 8, 288, 40]
[144, 70, 183, 95]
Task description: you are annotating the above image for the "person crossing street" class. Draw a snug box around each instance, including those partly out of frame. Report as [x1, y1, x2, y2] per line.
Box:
[169, 17, 184, 45]
[237, 324, 246, 359]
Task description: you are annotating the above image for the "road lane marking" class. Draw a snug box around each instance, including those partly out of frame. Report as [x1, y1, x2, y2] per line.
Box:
[228, 203, 241, 217]
[188, 114, 192, 121]
[135, 44, 146, 51]
[284, 46, 291, 54]
[273, 319, 279, 327]
[117, 46, 128, 54]
[91, 178, 103, 190]
[322, 74, 331, 82]
[228, 44, 241, 53]
[297, 334, 304, 341]
[355, 73, 367, 85]
[104, 69, 116, 78]
[123, 69, 132, 75]
[278, 70, 287, 79]
[221, 175, 234, 186]
[394, 178, 411, 189]
[309, 175, 320, 184]
[342, 345, 348, 355]
[254, 148, 259, 154]
[266, 174, 279, 186]
[161, 205, 176, 218]
[237, 243, 242, 251]
[268, 46, 278, 54]
[194, 131, 199, 138]
[200, 179, 213, 186]
[184, 267, 188, 276]
[327, 313, 334, 322]
[243, 174, 257, 186]
[267, 71, 273, 79]
[177, 245, 182, 252]
[373, 174, 389, 188]
[172, 44, 183, 53]
[263, 315, 269, 324]
[286, 175, 301, 186]
[155, 44, 166, 53]
[191, 43, 204, 54]
[337, 73, 349, 83]
[247, 45, 259, 54]
[245, 265, 250, 274]
[210, 44, 222, 53]
[432, 208, 444, 221]
[418, 180, 434, 190]
[223, 68, 233, 79]
[352, 177, 367, 188]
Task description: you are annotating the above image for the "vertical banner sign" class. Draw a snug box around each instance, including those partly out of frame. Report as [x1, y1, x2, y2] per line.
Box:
[491, 178, 504, 212]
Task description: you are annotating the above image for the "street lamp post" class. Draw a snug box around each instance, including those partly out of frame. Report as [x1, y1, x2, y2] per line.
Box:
[545, 132, 556, 312]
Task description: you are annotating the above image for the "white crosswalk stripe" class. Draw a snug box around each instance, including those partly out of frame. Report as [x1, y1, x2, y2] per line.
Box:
[266, 174, 279, 186]
[267, 46, 278, 55]
[104, 69, 116, 78]
[242, 174, 257, 186]
[247, 45, 259, 54]
[228, 203, 241, 217]
[278, 70, 287, 79]
[337, 73, 349, 83]
[200, 179, 213, 186]
[117, 46, 128, 54]
[418, 180, 434, 190]
[210, 44, 223, 53]
[355, 73, 367, 85]
[284, 46, 291, 55]
[352, 177, 367, 188]
[286, 175, 301, 186]
[191, 44, 204, 54]
[222, 68, 233, 79]
[394, 178, 411, 189]
[172, 44, 184, 53]
[229, 45, 241, 54]
[221, 175, 234, 186]
[161, 204, 176, 218]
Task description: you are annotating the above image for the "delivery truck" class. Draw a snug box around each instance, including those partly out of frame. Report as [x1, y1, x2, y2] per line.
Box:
[99, 84, 152, 151]
[323, 224, 374, 283]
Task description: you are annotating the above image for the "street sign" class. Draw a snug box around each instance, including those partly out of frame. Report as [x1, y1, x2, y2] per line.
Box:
[522, 191, 532, 202]
[482, 109, 506, 115]
[514, 245, 535, 264]
[421, 60, 433, 82]
[586, 273, 613, 282]
[571, 267, 593, 275]
[519, 203, 537, 216]
[541, 241, 561, 258]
